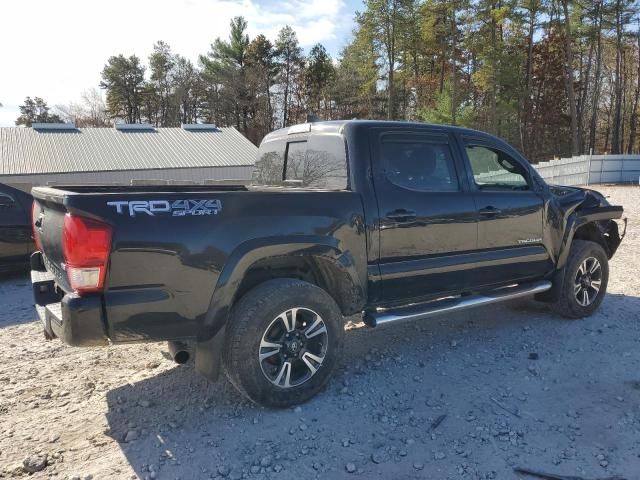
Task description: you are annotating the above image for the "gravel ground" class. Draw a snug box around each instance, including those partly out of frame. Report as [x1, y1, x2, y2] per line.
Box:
[1, 185, 639, 480]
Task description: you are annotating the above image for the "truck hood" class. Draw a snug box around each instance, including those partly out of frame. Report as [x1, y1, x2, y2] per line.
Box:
[548, 184, 611, 211]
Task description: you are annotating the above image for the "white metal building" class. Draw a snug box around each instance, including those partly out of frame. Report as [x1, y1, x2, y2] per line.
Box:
[0, 123, 257, 192]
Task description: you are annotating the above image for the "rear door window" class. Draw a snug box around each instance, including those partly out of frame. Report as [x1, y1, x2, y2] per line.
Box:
[380, 135, 459, 192]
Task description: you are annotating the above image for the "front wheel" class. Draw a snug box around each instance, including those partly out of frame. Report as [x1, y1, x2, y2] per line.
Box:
[553, 240, 609, 319]
[223, 279, 345, 408]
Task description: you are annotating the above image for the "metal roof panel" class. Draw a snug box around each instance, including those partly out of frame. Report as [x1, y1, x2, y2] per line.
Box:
[0, 127, 257, 176]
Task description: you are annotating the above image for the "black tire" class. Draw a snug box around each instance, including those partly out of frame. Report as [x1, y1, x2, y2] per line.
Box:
[223, 278, 344, 408]
[552, 240, 609, 319]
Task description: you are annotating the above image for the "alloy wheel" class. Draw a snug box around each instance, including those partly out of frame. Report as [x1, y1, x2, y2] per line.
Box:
[574, 256, 603, 307]
[258, 307, 328, 388]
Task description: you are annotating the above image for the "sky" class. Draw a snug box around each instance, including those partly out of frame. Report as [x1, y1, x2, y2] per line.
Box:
[0, 0, 361, 127]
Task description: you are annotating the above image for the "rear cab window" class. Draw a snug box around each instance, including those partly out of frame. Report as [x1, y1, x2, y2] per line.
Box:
[253, 130, 349, 189]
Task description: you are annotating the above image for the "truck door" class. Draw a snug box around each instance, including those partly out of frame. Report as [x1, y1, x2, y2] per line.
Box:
[371, 130, 478, 304]
[461, 138, 552, 287]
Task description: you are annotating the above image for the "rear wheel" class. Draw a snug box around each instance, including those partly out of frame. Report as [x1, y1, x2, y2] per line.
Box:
[223, 278, 344, 408]
[553, 240, 609, 319]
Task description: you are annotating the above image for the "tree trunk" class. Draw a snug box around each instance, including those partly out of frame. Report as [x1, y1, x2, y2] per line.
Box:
[387, 66, 394, 119]
[621, 48, 628, 153]
[611, 0, 623, 153]
[521, 2, 537, 156]
[628, 31, 640, 153]
[266, 81, 273, 131]
[561, 0, 579, 155]
[450, 4, 457, 125]
[588, 4, 603, 154]
[489, 3, 498, 134]
[439, 44, 446, 94]
[603, 81, 615, 152]
[283, 61, 290, 127]
[387, 28, 396, 119]
[578, 3, 597, 154]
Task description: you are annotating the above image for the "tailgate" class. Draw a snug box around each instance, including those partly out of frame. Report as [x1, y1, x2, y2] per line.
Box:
[32, 188, 73, 291]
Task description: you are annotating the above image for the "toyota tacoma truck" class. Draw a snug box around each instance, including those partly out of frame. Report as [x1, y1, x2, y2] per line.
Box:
[30, 120, 625, 407]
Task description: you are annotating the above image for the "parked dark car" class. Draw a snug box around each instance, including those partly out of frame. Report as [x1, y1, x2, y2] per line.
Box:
[30, 120, 625, 407]
[0, 183, 33, 272]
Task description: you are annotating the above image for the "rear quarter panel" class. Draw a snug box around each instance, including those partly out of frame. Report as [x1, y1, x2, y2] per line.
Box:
[77, 190, 367, 342]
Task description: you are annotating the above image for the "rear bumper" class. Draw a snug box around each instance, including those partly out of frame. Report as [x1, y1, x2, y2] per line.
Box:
[35, 294, 108, 347]
[32, 255, 108, 347]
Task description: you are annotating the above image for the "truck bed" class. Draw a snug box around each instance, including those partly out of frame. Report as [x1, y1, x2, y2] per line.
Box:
[31, 183, 368, 344]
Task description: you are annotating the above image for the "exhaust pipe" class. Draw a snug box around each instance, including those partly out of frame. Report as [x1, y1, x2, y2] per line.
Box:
[168, 341, 191, 364]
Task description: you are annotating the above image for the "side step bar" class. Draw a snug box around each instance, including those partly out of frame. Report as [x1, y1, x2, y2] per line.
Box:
[365, 280, 552, 327]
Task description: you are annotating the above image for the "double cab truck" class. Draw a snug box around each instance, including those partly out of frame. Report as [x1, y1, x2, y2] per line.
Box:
[31, 120, 625, 407]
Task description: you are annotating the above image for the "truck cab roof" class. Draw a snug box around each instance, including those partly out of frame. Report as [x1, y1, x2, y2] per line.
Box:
[262, 119, 503, 144]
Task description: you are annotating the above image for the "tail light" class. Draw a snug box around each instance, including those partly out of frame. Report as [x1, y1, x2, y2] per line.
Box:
[32, 201, 42, 251]
[63, 214, 112, 294]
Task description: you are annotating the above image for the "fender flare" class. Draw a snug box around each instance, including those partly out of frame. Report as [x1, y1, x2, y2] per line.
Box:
[198, 235, 365, 341]
[556, 206, 624, 269]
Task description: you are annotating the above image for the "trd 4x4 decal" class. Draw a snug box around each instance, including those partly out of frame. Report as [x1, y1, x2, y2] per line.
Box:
[107, 199, 222, 217]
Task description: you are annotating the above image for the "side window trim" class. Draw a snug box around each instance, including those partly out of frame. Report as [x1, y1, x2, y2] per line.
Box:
[461, 139, 533, 191]
[377, 131, 463, 193]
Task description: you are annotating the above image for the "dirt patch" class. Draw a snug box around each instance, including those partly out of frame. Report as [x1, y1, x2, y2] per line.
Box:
[1, 185, 639, 479]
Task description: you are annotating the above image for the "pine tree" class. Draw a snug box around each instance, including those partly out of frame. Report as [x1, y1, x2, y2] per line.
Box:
[15, 97, 63, 127]
[200, 17, 251, 133]
[100, 55, 146, 123]
[305, 44, 335, 119]
[148, 41, 176, 126]
[359, 0, 408, 119]
[275, 26, 303, 127]
[247, 35, 277, 140]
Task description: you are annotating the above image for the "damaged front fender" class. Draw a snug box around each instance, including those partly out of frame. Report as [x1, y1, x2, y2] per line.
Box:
[550, 186, 625, 268]
[536, 186, 625, 305]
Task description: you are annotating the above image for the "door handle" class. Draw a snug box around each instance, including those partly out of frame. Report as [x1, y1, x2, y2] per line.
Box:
[386, 209, 417, 222]
[479, 206, 502, 216]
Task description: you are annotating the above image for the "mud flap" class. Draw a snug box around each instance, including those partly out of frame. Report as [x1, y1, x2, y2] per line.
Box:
[535, 267, 565, 304]
[195, 327, 225, 381]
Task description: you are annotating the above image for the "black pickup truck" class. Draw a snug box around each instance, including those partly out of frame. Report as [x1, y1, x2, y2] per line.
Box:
[31, 120, 625, 407]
